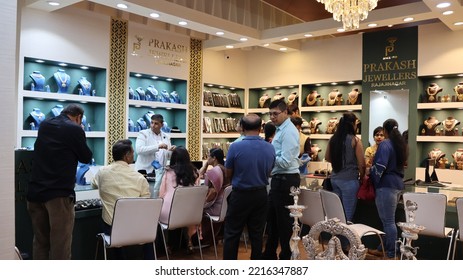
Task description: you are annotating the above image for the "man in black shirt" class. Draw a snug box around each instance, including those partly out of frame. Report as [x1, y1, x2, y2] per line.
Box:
[27, 104, 93, 259]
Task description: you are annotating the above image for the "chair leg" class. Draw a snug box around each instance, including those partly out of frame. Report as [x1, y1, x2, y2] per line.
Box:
[153, 241, 157, 260]
[452, 230, 459, 260]
[95, 236, 100, 260]
[447, 233, 454, 260]
[209, 216, 218, 259]
[103, 246, 108, 260]
[197, 225, 204, 260]
[160, 227, 169, 260]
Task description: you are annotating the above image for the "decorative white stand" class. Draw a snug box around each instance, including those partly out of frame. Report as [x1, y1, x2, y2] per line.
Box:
[397, 200, 425, 260]
[286, 186, 306, 260]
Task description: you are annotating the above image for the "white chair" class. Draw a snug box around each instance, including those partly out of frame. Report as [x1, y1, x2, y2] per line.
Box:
[320, 189, 386, 257]
[403, 192, 454, 260]
[14, 246, 23, 260]
[205, 185, 233, 259]
[452, 197, 463, 259]
[159, 185, 208, 260]
[299, 188, 326, 231]
[95, 197, 163, 260]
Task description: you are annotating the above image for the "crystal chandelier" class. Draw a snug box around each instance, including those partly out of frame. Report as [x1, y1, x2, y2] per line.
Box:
[317, 0, 378, 30]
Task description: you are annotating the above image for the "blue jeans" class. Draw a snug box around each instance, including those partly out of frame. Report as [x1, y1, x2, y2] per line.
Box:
[375, 188, 401, 258]
[331, 178, 359, 222]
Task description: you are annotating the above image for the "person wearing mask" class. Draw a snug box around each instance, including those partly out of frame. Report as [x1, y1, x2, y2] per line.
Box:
[27, 103, 93, 259]
[223, 114, 275, 259]
[365, 126, 384, 173]
[370, 119, 407, 260]
[325, 112, 365, 223]
[262, 99, 300, 260]
[92, 139, 151, 259]
[159, 146, 200, 254]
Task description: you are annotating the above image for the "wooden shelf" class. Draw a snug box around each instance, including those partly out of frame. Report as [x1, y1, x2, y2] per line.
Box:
[23, 90, 107, 104]
[416, 136, 463, 143]
[417, 102, 463, 110]
[203, 106, 244, 114]
[203, 132, 240, 139]
[300, 104, 361, 112]
[128, 99, 187, 110]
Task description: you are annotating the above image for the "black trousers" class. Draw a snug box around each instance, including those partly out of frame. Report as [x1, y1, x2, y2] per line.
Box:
[223, 188, 268, 260]
[263, 173, 300, 260]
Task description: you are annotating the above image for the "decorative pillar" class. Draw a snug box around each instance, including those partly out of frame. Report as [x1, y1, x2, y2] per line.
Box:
[188, 38, 203, 161]
[107, 17, 128, 163]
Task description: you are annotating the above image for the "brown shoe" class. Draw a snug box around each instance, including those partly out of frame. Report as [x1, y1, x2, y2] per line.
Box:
[368, 249, 384, 257]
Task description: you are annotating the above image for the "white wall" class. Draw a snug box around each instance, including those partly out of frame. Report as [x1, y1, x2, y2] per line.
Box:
[0, 0, 18, 260]
[203, 48, 248, 88]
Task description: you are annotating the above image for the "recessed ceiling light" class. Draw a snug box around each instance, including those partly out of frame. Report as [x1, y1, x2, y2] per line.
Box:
[116, 3, 128, 9]
[403, 17, 414, 22]
[166, 78, 173, 81]
[281, 38, 288, 41]
[263, 43, 270, 47]
[434, 75, 443, 78]
[337, 28, 345, 32]
[178, 21, 187, 26]
[458, 74, 463, 77]
[304, 34, 313, 37]
[348, 81, 355, 84]
[80, 66, 89, 70]
[207, 84, 213, 87]
[134, 73, 142, 77]
[454, 22, 463, 26]
[279, 47, 287, 51]
[225, 45, 234, 49]
[331, 82, 338, 85]
[35, 59, 44, 63]
[151, 76, 158, 79]
[368, 23, 378, 27]
[58, 63, 67, 67]
[388, 24, 393, 27]
[315, 84, 322, 86]
[149, 13, 160, 18]
[443, 10, 453, 15]
[239, 37, 248, 42]
[436, 3, 451, 9]
[262, 88, 267, 90]
[230, 87, 235, 90]
[288, 85, 294, 88]
[275, 87, 280, 89]
[219, 86, 224, 88]
[47, 1, 60, 6]
[216, 31, 224, 36]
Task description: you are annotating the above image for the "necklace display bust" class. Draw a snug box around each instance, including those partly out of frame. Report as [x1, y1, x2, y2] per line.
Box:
[453, 148, 463, 170]
[426, 83, 443, 102]
[51, 104, 63, 117]
[309, 117, 322, 134]
[53, 69, 71, 93]
[77, 77, 92, 96]
[347, 88, 361, 105]
[310, 144, 322, 161]
[443, 117, 460, 136]
[29, 71, 45, 92]
[454, 82, 463, 102]
[259, 93, 271, 108]
[305, 91, 320, 106]
[428, 148, 445, 162]
[272, 92, 285, 101]
[145, 85, 159, 102]
[326, 117, 339, 134]
[169, 91, 181, 104]
[136, 87, 146, 101]
[160, 90, 171, 103]
[422, 116, 441, 136]
[137, 118, 147, 130]
[128, 118, 135, 132]
[287, 92, 298, 105]
[128, 86, 139, 100]
[144, 111, 155, 126]
[30, 108, 45, 130]
[328, 89, 342, 106]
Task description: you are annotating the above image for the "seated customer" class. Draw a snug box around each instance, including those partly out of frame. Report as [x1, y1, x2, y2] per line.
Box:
[92, 139, 152, 259]
[159, 146, 200, 253]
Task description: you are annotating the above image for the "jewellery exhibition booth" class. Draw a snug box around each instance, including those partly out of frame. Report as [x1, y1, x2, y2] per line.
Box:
[14, 5, 463, 260]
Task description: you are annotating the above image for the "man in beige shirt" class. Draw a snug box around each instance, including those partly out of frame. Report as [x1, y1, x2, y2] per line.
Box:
[92, 139, 151, 259]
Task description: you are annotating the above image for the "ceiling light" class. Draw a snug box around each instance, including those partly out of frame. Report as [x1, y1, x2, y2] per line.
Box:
[225, 45, 234, 49]
[281, 38, 288, 41]
[348, 81, 355, 84]
[207, 84, 213, 87]
[315, 84, 322, 86]
[263, 43, 270, 47]
[317, 0, 378, 30]
[239, 37, 248, 42]
[434, 75, 443, 78]
[116, 3, 128, 9]
[388, 24, 393, 27]
[262, 88, 267, 90]
[149, 13, 160, 18]
[331, 82, 338, 85]
[215, 31, 224, 36]
[166, 78, 173, 81]
[219, 86, 224, 88]
[458, 74, 463, 77]
[442, 11, 453, 15]
[279, 47, 287, 51]
[337, 28, 345, 32]
[178, 21, 187, 26]
[80, 66, 89, 70]
[454, 22, 463, 26]
[47, 1, 60, 6]
[368, 23, 377, 27]
[134, 73, 142, 77]
[275, 87, 280, 89]
[35, 59, 44, 63]
[151, 76, 158, 79]
[403, 17, 414, 22]
[58, 63, 67, 67]
[304, 34, 313, 37]
[436, 3, 451, 8]
[230, 87, 235, 90]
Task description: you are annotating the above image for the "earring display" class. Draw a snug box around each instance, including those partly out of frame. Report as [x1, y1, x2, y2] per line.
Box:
[425, 83, 443, 102]
[77, 77, 92, 96]
[443, 117, 460, 136]
[454, 82, 463, 102]
[305, 91, 320, 106]
[420, 116, 441, 136]
[53, 69, 71, 93]
[29, 108, 45, 130]
[29, 71, 46, 91]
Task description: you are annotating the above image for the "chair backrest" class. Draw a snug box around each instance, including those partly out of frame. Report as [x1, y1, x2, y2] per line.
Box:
[320, 190, 347, 224]
[457, 197, 463, 240]
[110, 198, 163, 247]
[402, 192, 447, 237]
[167, 185, 208, 229]
[216, 185, 233, 222]
[299, 189, 325, 227]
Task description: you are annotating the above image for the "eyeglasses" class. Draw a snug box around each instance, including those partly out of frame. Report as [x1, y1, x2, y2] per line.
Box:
[269, 111, 282, 117]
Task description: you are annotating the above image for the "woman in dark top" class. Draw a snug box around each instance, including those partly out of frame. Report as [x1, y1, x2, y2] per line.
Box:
[370, 119, 407, 259]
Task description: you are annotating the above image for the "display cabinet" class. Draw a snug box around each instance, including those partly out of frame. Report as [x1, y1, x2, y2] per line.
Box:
[415, 74, 463, 174]
[19, 57, 108, 165]
[202, 84, 245, 159]
[127, 72, 188, 153]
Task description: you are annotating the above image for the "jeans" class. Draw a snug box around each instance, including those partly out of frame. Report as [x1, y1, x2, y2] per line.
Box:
[375, 187, 401, 258]
[330, 178, 359, 222]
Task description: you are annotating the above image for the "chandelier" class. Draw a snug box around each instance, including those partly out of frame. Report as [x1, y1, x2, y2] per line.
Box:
[317, 0, 378, 30]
